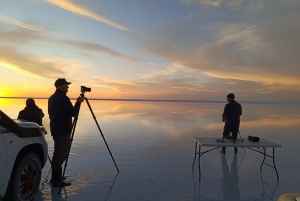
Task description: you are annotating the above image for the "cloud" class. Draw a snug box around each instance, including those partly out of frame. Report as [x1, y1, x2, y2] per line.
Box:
[140, 0, 300, 101]
[58, 40, 139, 62]
[172, 86, 220, 92]
[73, 74, 213, 99]
[92, 76, 147, 87]
[203, 71, 300, 87]
[0, 28, 138, 63]
[227, 0, 244, 9]
[145, 16, 300, 89]
[72, 75, 148, 95]
[181, 0, 223, 7]
[0, 46, 88, 78]
[201, 0, 222, 6]
[139, 63, 222, 93]
[180, 0, 245, 8]
[0, 28, 44, 45]
[180, 0, 299, 10]
[141, 63, 188, 79]
[0, 14, 48, 32]
[196, 20, 300, 85]
[45, 0, 130, 31]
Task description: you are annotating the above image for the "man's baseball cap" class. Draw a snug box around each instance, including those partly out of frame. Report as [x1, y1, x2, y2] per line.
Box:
[26, 98, 35, 105]
[54, 78, 71, 87]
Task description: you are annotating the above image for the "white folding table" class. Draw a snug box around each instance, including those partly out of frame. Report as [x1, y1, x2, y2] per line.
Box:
[192, 137, 281, 181]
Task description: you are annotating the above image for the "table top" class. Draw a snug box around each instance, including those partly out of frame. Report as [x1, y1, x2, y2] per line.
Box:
[194, 137, 281, 148]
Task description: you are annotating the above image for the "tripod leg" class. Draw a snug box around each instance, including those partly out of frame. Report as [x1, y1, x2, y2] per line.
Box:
[84, 97, 119, 172]
[58, 103, 81, 194]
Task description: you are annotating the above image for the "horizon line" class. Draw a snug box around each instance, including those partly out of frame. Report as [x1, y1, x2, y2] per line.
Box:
[0, 96, 299, 105]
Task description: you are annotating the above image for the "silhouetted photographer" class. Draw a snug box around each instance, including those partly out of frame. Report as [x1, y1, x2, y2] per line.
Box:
[48, 78, 84, 188]
[57, 85, 119, 194]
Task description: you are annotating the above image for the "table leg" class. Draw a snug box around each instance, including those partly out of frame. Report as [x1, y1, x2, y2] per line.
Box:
[254, 147, 279, 182]
[192, 141, 197, 171]
[260, 147, 266, 171]
[272, 148, 279, 182]
[192, 142, 220, 182]
[198, 144, 201, 181]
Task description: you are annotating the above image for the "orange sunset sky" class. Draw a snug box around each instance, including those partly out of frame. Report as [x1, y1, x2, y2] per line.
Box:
[0, 0, 300, 101]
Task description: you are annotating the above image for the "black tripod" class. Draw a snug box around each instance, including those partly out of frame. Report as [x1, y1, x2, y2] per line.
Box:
[58, 92, 119, 194]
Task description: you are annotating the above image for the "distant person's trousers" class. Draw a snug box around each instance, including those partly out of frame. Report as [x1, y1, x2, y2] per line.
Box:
[223, 119, 240, 138]
[52, 134, 71, 170]
[222, 120, 240, 152]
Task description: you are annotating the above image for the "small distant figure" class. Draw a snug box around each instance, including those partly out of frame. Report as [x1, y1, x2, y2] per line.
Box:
[220, 93, 242, 154]
[18, 98, 44, 126]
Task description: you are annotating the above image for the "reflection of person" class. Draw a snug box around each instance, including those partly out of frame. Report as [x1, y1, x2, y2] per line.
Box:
[221, 154, 240, 201]
[221, 93, 242, 154]
[48, 78, 84, 187]
[18, 98, 44, 126]
[51, 187, 67, 201]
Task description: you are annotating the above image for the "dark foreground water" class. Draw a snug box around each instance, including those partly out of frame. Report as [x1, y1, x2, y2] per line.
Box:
[1, 99, 300, 201]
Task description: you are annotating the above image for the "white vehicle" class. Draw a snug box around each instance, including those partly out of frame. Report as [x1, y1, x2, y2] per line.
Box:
[0, 110, 48, 201]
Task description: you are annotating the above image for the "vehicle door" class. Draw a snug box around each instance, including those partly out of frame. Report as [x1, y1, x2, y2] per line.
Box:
[0, 134, 6, 187]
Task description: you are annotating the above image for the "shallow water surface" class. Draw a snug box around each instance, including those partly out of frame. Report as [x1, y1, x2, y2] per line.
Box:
[1, 99, 299, 201]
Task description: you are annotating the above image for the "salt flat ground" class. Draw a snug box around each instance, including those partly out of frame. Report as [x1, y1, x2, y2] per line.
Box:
[2, 99, 299, 201]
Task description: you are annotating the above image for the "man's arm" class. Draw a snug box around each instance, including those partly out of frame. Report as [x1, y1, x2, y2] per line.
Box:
[240, 104, 242, 116]
[222, 104, 228, 122]
[60, 96, 81, 117]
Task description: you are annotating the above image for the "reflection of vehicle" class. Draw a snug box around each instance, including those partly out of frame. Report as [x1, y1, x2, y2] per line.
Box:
[0, 110, 48, 201]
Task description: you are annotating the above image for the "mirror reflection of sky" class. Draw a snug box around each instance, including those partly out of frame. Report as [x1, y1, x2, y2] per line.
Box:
[1, 99, 300, 201]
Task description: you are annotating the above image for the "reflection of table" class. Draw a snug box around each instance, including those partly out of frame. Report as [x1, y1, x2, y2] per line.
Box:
[192, 137, 281, 181]
[192, 153, 279, 201]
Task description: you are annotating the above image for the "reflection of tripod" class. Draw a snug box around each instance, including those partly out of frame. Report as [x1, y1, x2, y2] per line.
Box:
[59, 92, 119, 194]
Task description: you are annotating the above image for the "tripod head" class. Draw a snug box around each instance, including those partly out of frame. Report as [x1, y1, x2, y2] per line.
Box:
[80, 86, 91, 97]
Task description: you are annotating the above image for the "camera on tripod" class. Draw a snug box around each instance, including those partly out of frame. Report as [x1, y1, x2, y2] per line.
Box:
[81, 86, 91, 93]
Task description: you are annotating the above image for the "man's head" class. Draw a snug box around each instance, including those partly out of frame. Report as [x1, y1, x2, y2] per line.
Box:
[226, 93, 235, 102]
[54, 78, 71, 93]
[26, 98, 35, 106]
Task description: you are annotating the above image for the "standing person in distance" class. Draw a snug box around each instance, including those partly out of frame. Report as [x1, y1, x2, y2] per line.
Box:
[48, 78, 84, 187]
[18, 98, 44, 126]
[220, 93, 242, 154]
